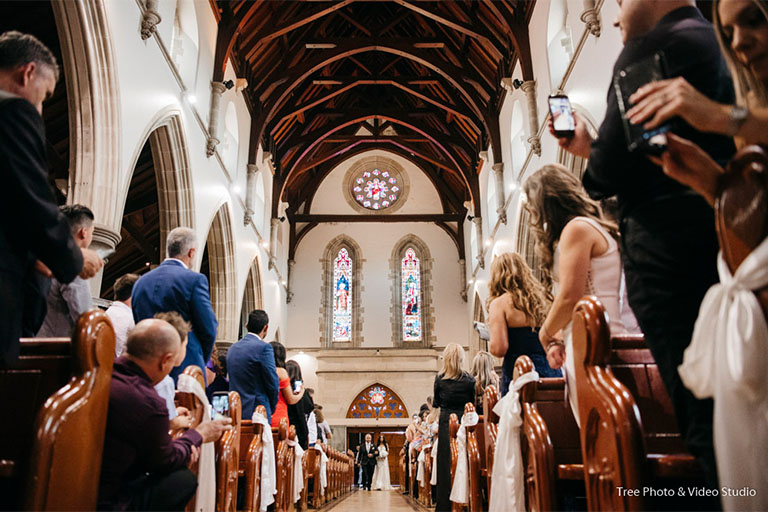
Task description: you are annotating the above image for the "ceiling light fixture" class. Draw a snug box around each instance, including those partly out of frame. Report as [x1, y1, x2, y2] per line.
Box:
[306, 43, 337, 49]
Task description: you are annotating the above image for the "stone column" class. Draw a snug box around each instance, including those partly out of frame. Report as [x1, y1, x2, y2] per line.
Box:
[459, 258, 467, 302]
[521, 80, 541, 156]
[244, 163, 257, 225]
[492, 162, 507, 224]
[472, 217, 484, 269]
[87, 224, 122, 298]
[580, 0, 601, 37]
[206, 81, 227, 157]
[268, 217, 279, 270]
[140, 0, 161, 40]
[287, 259, 296, 303]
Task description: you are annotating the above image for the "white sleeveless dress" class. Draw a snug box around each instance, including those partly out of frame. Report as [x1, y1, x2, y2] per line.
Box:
[371, 446, 392, 490]
[554, 216, 627, 427]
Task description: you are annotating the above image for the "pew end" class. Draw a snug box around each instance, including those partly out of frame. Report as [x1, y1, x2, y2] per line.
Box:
[215, 391, 241, 512]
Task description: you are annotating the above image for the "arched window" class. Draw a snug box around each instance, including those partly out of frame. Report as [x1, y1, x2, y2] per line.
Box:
[391, 235, 434, 347]
[510, 101, 525, 175]
[222, 101, 239, 174]
[486, 174, 498, 227]
[321, 236, 363, 347]
[170, 0, 199, 87]
[346, 383, 408, 419]
[547, 0, 574, 90]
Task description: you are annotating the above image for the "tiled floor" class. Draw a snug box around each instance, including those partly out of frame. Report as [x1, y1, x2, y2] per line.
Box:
[326, 488, 422, 512]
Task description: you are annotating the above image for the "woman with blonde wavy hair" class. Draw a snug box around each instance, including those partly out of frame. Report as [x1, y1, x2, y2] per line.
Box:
[523, 164, 626, 426]
[432, 344, 474, 511]
[488, 253, 561, 397]
[469, 351, 499, 413]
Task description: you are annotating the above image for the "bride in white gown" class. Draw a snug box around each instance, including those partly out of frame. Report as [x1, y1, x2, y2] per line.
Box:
[371, 437, 392, 491]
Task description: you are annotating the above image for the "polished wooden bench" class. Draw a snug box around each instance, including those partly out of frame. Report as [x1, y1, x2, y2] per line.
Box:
[239, 404, 268, 512]
[215, 391, 241, 512]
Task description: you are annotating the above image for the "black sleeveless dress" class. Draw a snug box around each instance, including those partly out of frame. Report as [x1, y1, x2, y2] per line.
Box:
[500, 326, 561, 396]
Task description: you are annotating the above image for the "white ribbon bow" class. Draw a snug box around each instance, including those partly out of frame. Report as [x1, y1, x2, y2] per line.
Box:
[429, 438, 439, 486]
[679, 239, 768, 401]
[311, 444, 328, 494]
[285, 438, 305, 502]
[450, 411, 479, 504]
[251, 411, 276, 512]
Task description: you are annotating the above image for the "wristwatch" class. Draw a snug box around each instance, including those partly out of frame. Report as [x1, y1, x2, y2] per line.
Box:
[728, 105, 749, 137]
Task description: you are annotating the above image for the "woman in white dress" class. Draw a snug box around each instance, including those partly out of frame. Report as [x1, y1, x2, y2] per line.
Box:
[523, 164, 627, 426]
[370, 437, 392, 490]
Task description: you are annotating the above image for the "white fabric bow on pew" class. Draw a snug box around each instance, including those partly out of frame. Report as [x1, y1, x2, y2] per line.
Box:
[429, 438, 438, 486]
[312, 444, 328, 495]
[489, 370, 539, 512]
[285, 438, 305, 503]
[177, 374, 216, 512]
[450, 410, 479, 504]
[679, 239, 768, 512]
[251, 411, 276, 512]
[416, 445, 428, 484]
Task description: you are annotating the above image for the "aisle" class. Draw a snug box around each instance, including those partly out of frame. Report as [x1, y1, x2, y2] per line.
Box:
[326, 489, 420, 512]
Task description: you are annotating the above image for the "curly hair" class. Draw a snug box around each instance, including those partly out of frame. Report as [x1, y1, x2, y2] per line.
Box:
[523, 164, 618, 272]
[487, 252, 551, 325]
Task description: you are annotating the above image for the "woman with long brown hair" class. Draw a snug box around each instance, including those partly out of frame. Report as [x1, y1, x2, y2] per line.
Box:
[523, 164, 626, 425]
[488, 253, 561, 397]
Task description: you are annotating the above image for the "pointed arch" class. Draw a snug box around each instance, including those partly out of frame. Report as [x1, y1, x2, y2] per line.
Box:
[239, 256, 264, 338]
[390, 235, 435, 347]
[472, 292, 487, 357]
[203, 203, 238, 347]
[320, 235, 364, 348]
[346, 383, 408, 419]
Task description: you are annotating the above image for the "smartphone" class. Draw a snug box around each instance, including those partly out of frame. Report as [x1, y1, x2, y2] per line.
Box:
[548, 94, 576, 138]
[211, 391, 229, 420]
[614, 51, 671, 156]
[96, 247, 115, 260]
[294, 380, 303, 393]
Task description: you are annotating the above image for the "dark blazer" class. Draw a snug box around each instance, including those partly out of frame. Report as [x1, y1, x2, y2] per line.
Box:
[0, 92, 82, 366]
[226, 333, 280, 423]
[131, 259, 218, 381]
[359, 442, 378, 467]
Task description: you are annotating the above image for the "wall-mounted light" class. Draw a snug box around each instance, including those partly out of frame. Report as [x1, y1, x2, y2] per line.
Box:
[223, 79, 235, 90]
[260, 240, 269, 250]
[467, 215, 475, 222]
[278, 216, 286, 223]
[484, 238, 492, 247]
[182, 91, 197, 104]
[512, 79, 524, 89]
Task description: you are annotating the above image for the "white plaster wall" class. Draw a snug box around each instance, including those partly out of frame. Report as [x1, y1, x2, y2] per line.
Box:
[311, 149, 443, 214]
[288, 222, 466, 349]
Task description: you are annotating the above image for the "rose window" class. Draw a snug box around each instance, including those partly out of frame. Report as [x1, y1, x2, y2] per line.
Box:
[351, 168, 400, 210]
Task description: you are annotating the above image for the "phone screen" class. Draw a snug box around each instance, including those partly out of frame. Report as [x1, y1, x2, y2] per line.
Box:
[549, 96, 575, 136]
[96, 247, 116, 260]
[294, 380, 303, 392]
[211, 392, 229, 420]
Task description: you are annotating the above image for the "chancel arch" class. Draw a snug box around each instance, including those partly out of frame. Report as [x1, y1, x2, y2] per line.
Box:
[346, 383, 408, 420]
[320, 235, 364, 348]
[389, 235, 435, 348]
[239, 256, 264, 339]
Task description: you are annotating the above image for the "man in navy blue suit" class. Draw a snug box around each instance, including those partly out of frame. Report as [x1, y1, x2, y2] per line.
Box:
[131, 227, 218, 382]
[227, 309, 279, 422]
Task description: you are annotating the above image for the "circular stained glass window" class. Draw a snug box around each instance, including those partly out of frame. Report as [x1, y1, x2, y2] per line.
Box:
[351, 167, 400, 211]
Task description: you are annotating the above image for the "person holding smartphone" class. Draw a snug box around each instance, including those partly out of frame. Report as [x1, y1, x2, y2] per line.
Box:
[269, 341, 305, 428]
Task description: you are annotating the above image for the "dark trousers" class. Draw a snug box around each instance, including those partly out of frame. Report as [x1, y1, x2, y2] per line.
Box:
[362, 463, 375, 490]
[620, 200, 719, 488]
[127, 468, 198, 511]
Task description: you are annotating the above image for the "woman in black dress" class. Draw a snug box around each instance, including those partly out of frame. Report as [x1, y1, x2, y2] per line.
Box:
[488, 252, 561, 396]
[433, 343, 475, 511]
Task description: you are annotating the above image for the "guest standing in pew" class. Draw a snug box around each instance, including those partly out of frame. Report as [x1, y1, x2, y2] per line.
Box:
[227, 309, 279, 423]
[0, 31, 103, 366]
[37, 205, 95, 337]
[105, 273, 139, 357]
[269, 341, 305, 428]
[131, 227, 218, 383]
[469, 351, 499, 413]
[524, 164, 627, 428]
[550, 0, 736, 486]
[286, 359, 312, 449]
[488, 252, 562, 397]
[98, 318, 231, 511]
[433, 343, 475, 511]
[204, 345, 229, 402]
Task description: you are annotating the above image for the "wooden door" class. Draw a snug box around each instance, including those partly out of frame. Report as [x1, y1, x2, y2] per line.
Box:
[347, 427, 406, 487]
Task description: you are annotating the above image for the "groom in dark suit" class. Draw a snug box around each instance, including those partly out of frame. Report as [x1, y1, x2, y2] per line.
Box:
[132, 227, 218, 382]
[359, 433, 378, 491]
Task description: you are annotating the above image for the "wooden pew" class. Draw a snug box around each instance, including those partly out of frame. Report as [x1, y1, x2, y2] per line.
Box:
[482, 386, 499, 501]
[171, 365, 207, 512]
[215, 391, 241, 512]
[571, 296, 706, 510]
[302, 446, 323, 508]
[24, 310, 115, 511]
[464, 402, 485, 512]
[274, 419, 295, 512]
[420, 444, 433, 507]
[239, 404, 268, 512]
[448, 413, 460, 511]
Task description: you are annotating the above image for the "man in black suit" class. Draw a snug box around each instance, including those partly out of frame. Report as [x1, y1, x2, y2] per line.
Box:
[359, 433, 377, 491]
[550, 0, 734, 488]
[0, 31, 103, 366]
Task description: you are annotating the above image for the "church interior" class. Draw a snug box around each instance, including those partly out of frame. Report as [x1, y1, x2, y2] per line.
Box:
[1, 0, 766, 510]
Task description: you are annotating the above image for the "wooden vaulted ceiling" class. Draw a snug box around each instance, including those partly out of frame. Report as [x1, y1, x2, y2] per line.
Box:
[212, 0, 536, 216]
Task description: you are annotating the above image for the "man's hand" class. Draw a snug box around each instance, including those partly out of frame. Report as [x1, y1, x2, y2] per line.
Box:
[79, 248, 104, 279]
[189, 445, 200, 465]
[34, 260, 53, 278]
[548, 112, 592, 159]
[195, 418, 232, 443]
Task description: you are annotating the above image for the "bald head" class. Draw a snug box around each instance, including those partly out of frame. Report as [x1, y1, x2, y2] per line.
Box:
[125, 319, 181, 362]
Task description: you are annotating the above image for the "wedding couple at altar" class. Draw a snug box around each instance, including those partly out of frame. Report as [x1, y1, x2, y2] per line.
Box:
[359, 434, 392, 491]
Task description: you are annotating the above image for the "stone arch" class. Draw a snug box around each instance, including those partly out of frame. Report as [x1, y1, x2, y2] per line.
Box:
[202, 203, 238, 349]
[472, 292, 487, 357]
[389, 235, 435, 348]
[320, 235, 364, 348]
[546, 0, 574, 90]
[239, 256, 264, 338]
[346, 383, 408, 419]
[51, 0, 122, 247]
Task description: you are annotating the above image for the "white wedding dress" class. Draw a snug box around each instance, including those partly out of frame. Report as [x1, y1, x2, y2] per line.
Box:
[370, 446, 392, 490]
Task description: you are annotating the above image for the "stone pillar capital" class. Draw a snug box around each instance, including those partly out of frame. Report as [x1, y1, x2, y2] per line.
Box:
[492, 162, 504, 173]
[522, 81, 542, 157]
[91, 223, 122, 251]
[580, 0, 602, 37]
[140, 0, 161, 40]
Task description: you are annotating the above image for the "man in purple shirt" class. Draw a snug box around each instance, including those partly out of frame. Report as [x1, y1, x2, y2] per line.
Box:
[98, 319, 231, 511]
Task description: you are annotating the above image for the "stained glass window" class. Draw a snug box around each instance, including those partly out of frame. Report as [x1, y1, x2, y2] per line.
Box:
[351, 167, 400, 211]
[333, 248, 352, 342]
[346, 384, 407, 419]
[401, 247, 422, 341]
